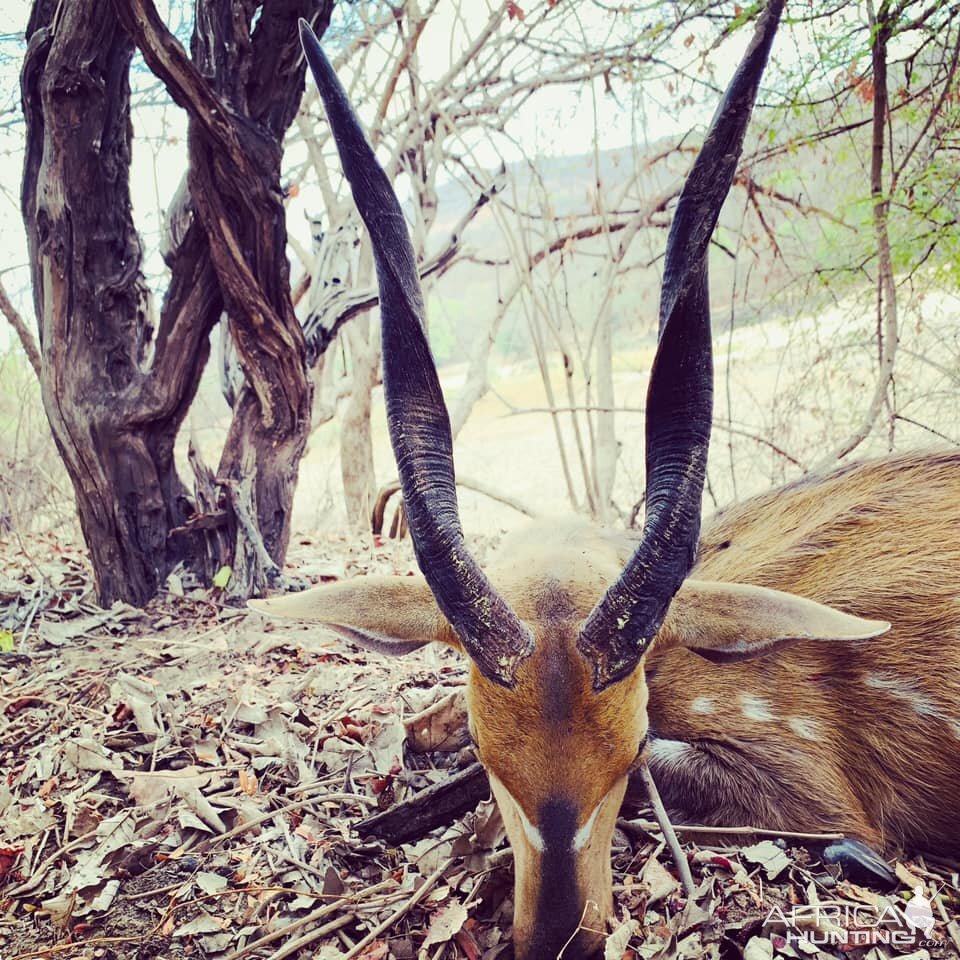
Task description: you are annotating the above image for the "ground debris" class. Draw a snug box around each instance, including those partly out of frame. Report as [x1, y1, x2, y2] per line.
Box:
[1, 532, 957, 959]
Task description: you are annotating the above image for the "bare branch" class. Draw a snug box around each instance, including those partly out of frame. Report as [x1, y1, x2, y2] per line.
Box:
[0, 279, 41, 378]
[303, 175, 504, 359]
[814, 1, 900, 469]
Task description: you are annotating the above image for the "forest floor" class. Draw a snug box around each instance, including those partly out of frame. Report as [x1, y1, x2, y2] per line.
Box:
[0, 531, 958, 960]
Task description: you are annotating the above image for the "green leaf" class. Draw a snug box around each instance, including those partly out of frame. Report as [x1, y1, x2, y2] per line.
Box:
[0, 629, 14, 653]
[212, 566, 232, 590]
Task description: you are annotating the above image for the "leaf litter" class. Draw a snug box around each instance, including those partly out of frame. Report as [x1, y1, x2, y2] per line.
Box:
[0, 531, 957, 960]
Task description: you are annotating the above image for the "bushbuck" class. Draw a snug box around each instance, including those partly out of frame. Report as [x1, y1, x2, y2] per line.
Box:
[253, 3, 960, 957]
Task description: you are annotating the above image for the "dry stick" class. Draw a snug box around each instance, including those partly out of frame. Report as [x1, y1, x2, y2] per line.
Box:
[223, 879, 396, 960]
[342, 857, 455, 960]
[0, 277, 42, 377]
[636, 762, 696, 898]
[500, 403, 806, 469]
[812, 1, 898, 470]
[557, 898, 604, 960]
[457, 473, 540, 518]
[427, 862, 487, 960]
[946, 919, 960, 955]
[202, 793, 377, 848]
[374, 473, 539, 531]
[537, 299, 599, 515]
[528, 309, 581, 510]
[6, 826, 106, 898]
[620, 818, 844, 842]
[259, 914, 355, 960]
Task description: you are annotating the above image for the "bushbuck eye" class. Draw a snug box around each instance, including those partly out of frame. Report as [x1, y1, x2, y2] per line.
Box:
[630, 732, 650, 771]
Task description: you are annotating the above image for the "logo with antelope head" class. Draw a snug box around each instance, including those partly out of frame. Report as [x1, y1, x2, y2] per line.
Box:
[253, 3, 887, 958]
[765, 884, 946, 949]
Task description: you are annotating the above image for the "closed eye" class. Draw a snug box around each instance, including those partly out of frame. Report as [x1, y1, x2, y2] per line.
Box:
[629, 732, 650, 772]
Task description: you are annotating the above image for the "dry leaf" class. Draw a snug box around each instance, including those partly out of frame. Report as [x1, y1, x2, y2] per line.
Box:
[894, 861, 923, 890]
[743, 936, 774, 960]
[604, 918, 640, 960]
[421, 900, 470, 952]
[641, 854, 678, 905]
[405, 690, 469, 753]
[62, 738, 119, 773]
[174, 911, 226, 937]
[741, 840, 790, 879]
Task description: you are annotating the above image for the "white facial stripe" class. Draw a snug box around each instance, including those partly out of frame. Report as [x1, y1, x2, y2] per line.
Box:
[572, 800, 603, 851]
[515, 799, 545, 852]
[496, 779, 610, 853]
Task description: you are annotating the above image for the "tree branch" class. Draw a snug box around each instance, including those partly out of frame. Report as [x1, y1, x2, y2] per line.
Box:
[0, 279, 41, 378]
[302, 174, 504, 360]
[813, 1, 899, 469]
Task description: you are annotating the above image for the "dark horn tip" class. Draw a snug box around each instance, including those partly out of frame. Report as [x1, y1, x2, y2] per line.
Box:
[299, 18, 325, 65]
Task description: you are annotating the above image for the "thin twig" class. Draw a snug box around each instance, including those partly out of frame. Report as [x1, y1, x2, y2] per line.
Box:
[635, 763, 696, 898]
[341, 856, 455, 960]
[223, 879, 396, 960]
[0, 278, 41, 378]
[620, 817, 845, 842]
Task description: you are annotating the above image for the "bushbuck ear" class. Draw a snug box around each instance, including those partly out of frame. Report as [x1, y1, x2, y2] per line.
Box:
[657, 580, 890, 664]
[248, 575, 459, 656]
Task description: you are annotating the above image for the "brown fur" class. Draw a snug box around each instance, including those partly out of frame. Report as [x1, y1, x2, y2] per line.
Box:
[647, 450, 960, 854]
[253, 451, 960, 958]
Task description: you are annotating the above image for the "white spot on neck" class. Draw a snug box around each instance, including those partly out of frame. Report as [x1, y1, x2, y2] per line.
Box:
[647, 737, 693, 769]
[866, 672, 960, 738]
[690, 696, 715, 715]
[788, 716, 820, 741]
[739, 694, 775, 722]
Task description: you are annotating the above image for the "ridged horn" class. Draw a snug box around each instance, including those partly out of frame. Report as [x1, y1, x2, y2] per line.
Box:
[578, 0, 785, 691]
[299, 19, 533, 687]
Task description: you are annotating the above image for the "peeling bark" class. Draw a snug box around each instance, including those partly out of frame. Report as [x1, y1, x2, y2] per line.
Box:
[340, 319, 380, 528]
[21, 0, 329, 605]
[20, 0, 211, 605]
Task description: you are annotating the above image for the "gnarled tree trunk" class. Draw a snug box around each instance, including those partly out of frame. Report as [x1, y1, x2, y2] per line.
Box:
[21, 0, 328, 605]
[21, 1, 212, 604]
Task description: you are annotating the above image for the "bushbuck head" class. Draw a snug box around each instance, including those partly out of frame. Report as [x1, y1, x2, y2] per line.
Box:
[253, 3, 884, 955]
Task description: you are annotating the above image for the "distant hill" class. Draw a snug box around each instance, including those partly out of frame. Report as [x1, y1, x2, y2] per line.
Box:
[420, 137, 814, 366]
